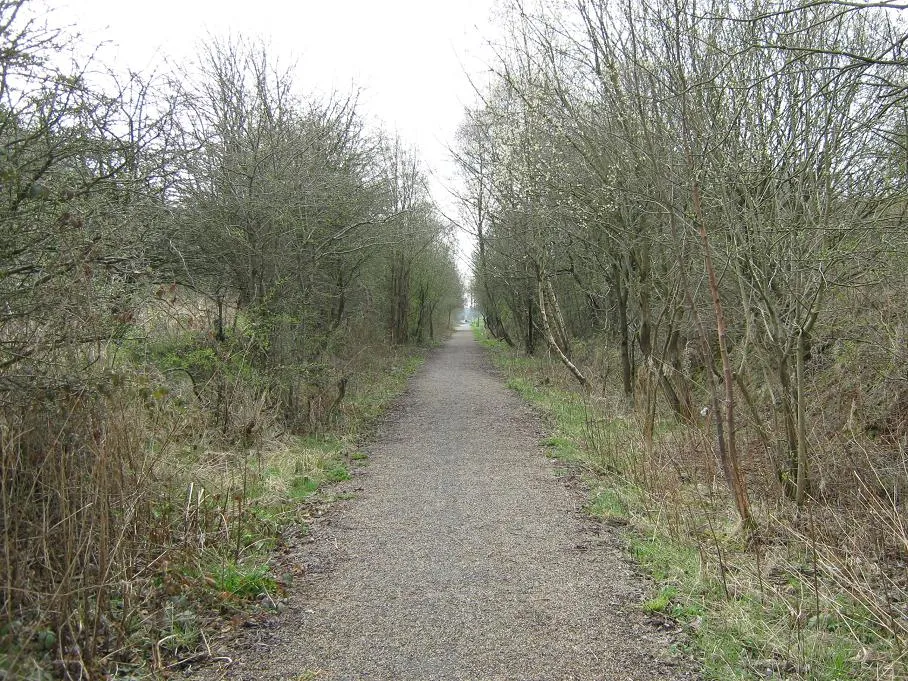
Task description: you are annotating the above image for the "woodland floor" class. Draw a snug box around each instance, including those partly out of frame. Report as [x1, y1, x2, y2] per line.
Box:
[194, 328, 701, 680]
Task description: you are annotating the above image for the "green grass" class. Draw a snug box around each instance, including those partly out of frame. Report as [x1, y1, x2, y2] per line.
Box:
[284, 460, 350, 501]
[210, 560, 276, 599]
[588, 486, 628, 521]
[541, 434, 583, 461]
[158, 602, 202, 655]
[289, 474, 321, 500]
[628, 532, 702, 585]
[628, 528, 883, 680]
[643, 585, 678, 614]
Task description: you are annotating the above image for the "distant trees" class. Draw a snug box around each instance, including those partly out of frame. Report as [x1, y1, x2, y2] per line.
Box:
[172, 39, 366, 425]
[455, 0, 907, 523]
[162, 37, 463, 427]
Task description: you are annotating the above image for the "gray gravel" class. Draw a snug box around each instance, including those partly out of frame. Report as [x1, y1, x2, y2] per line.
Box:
[206, 329, 699, 680]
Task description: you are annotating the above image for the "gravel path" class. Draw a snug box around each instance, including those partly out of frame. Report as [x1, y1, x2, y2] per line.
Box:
[209, 329, 698, 680]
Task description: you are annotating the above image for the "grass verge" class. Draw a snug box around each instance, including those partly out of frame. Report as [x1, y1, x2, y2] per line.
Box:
[476, 327, 905, 681]
[169, 346, 428, 625]
[0, 343, 428, 680]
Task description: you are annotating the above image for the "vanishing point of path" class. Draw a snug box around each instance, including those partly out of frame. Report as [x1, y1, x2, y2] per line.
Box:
[209, 329, 699, 680]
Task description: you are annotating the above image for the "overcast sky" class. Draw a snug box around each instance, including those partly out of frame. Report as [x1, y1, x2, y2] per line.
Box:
[48, 0, 504, 274]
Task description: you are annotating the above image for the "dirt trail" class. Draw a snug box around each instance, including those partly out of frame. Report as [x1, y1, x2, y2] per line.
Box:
[207, 329, 698, 680]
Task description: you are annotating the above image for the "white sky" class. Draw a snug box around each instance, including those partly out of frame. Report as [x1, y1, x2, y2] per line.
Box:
[47, 0, 504, 277]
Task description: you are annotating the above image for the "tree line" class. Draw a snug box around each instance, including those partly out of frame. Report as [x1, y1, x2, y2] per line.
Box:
[0, 0, 461, 673]
[456, 0, 907, 527]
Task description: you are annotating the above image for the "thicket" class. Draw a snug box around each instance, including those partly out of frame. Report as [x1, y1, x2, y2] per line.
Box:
[457, 0, 906, 677]
[0, 1, 461, 676]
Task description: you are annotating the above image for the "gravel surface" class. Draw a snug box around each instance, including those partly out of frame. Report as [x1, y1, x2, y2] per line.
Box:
[203, 329, 699, 680]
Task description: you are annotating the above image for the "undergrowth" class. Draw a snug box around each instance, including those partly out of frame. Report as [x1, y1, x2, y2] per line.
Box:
[0, 325, 428, 680]
[477, 327, 907, 681]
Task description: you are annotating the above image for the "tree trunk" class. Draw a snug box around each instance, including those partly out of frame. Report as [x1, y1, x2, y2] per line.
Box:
[414, 285, 427, 342]
[795, 329, 810, 504]
[613, 265, 633, 397]
[537, 273, 589, 389]
[390, 254, 410, 345]
[545, 278, 571, 358]
[477, 218, 513, 347]
[777, 352, 800, 499]
[692, 184, 754, 533]
[661, 319, 694, 423]
[525, 294, 536, 355]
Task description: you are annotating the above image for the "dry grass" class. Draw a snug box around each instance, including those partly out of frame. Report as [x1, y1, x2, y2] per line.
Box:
[0, 289, 431, 679]
[481, 330, 907, 680]
[0, 368, 189, 677]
